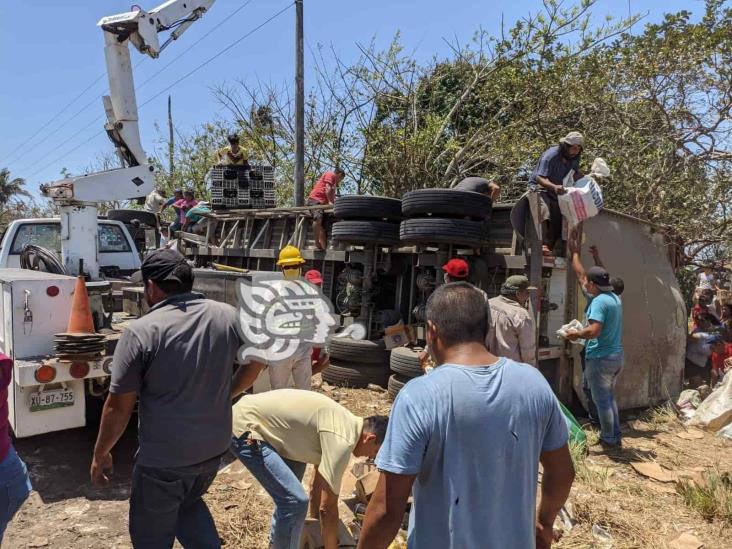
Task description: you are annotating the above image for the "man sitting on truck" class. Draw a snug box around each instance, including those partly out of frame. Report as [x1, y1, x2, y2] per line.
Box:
[216, 133, 250, 167]
[528, 131, 585, 256]
[307, 168, 345, 250]
[170, 189, 198, 235]
[90, 249, 256, 548]
[487, 275, 536, 366]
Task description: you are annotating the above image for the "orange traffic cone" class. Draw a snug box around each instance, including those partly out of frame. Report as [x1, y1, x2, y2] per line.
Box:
[67, 269, 94, 334]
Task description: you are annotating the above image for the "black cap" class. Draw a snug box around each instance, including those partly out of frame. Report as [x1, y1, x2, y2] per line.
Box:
[587, 266, 613, 292]
[130, 248, 190, 283]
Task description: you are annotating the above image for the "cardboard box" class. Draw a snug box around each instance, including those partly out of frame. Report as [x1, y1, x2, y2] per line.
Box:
[384, 322, 408, 350]
[355, 470, 380, 504]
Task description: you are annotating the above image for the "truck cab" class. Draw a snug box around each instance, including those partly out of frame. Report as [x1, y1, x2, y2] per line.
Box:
[0, 218, 141, 276]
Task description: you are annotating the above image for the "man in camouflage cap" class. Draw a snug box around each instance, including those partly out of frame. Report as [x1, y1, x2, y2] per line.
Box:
[487, 275, 537, 366]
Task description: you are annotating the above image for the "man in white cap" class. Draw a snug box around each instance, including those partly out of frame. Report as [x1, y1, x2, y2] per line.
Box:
[528, 131, 585, 256]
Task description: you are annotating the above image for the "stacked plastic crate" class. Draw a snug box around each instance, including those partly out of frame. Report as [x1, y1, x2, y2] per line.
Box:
[208, 164, 276, 210]
[248, 165, 276, 209]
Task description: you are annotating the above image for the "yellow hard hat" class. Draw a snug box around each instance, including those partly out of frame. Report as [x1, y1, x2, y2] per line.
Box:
[277, 245, 305, 267]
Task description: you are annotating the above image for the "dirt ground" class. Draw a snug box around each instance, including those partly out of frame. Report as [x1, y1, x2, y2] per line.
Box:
[4, 376, 731, 548]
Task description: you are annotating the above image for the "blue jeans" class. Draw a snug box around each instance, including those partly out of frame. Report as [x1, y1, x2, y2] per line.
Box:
[231, 434, 308, 549]
[129, 455, 222, 549]
[580, 347, 599, 424]
[0, 446, 32, 543]
[585, 353, 624, 444]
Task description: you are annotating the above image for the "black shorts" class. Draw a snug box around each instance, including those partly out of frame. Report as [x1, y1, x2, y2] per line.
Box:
[307, 198, 325, 221]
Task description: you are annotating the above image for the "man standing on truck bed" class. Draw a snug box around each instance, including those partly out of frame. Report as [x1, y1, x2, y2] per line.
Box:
[487, 275, 537, 366]
[307, 168, 345, 250]
[528, 131, 585, 256]
[90, 249, 252, 548]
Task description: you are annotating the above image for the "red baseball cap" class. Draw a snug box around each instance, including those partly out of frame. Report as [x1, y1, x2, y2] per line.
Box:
[442, 258, 469, 279]
[305, 269, 323, 285]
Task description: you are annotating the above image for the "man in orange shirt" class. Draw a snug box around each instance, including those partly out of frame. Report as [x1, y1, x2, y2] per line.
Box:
[307, 168, 345, 249]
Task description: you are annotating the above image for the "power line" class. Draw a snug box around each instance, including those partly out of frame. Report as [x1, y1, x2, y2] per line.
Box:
[13, 0, 258, 176]
[10, 94, 108, 168]
[136, 0, 256, 92]
[0, 71, 106, 165]
[28, 1, 294, 183]
[26, 120, 105, 180]
[138, 2, 294, 110]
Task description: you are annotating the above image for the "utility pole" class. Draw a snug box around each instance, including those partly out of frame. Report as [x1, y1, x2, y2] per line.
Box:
[294, 0, 305, 206]
[167, 95, 174, 181]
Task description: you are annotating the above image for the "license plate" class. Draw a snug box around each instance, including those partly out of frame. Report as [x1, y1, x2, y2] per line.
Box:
[30, 388, 75, 412]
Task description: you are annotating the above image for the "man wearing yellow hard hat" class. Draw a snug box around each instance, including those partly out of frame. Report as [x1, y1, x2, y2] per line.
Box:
[263, 245, 316, 390]
[277, 245, 306, 280]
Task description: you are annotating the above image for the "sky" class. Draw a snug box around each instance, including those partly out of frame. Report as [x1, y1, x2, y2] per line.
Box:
[0, 0, 704, 198]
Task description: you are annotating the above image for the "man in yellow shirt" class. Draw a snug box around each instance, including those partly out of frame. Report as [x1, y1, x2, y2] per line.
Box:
[230, 390, 387, 549]
[216, 134, 250, 166]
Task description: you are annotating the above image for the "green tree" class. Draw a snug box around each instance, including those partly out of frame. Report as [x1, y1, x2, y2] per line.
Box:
[0, 168, 31, 206]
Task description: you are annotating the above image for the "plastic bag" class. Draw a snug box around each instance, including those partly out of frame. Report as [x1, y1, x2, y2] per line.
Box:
[558, 174, 604, 228]
[559, 401, 587, 448]
[688, 370, 732, 431]
[716, 422, 732, 441]
[557, 319, 585, 346]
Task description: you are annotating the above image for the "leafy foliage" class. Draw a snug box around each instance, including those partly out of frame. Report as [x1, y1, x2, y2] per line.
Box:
[145, 0, 730, 265]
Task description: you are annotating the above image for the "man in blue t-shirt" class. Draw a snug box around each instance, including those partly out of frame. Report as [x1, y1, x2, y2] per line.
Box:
[567, 265, 624, 447]
[357, 283, 574, 549]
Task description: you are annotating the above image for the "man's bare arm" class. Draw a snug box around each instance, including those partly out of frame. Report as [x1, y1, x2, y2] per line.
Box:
[231, 361, 266, 398]
[91, 392, 137, 485]
[567, 319, 602, 341]
[313, 470, 340, 549]
[568, 229, 587, 284]
[589, 245, 605, 268]
[537, 444, 575, 547]
[357, 472, 415, 549]
[536, 175, 564, 194]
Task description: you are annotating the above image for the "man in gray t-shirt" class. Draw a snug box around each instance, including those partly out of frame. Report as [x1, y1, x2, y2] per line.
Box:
[90, 248, 246, 548]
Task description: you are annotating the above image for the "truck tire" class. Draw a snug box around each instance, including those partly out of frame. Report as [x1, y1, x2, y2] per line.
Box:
[402, 189, 492, 219]
[321, 360, 390, 388]
[332, 220, 400, 246]
[390, 346, 424, 378]
[388, 374, 411, 400]
[328, 337, 390, 365]
[334, 196, 402, 221]
[399, 218, 486, 247]
[107, 209, 158, 227]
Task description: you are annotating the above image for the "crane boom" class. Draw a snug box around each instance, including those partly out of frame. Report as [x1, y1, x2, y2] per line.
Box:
[40, 0, 216, 278]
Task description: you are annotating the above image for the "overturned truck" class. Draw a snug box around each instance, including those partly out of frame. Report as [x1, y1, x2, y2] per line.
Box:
[180, 190, 686, 412]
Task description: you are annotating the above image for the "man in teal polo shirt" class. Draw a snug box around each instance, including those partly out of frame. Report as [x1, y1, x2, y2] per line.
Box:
[566, 266, 623, 448]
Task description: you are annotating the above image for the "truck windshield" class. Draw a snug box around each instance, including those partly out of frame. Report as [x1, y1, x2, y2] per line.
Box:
[10, 223, 132, 254]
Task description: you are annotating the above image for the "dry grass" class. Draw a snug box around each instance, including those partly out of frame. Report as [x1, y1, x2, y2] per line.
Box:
[677, 468, 732, 524]
[569, 440, 612, 492]
[206, 480, 271, 548]
[640, 402, 678, 431]
[204, 388, 732, 549]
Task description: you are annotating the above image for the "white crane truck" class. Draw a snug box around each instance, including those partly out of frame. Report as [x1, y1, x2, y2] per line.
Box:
[1, 1, 216, 437]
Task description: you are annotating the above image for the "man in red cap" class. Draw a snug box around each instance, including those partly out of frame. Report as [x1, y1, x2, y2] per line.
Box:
[419, 258, 489, 371]
[442, 258, 470, 283]
[305, 270, 331, 375]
